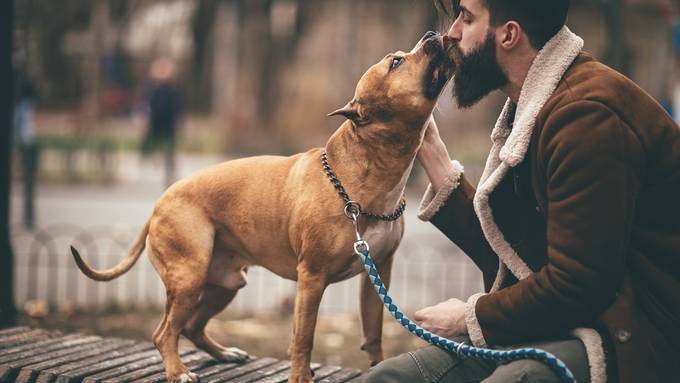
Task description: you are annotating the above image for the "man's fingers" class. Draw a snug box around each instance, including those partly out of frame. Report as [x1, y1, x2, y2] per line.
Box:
[419, 322, 437, 335]
[413, 307, 429, 322]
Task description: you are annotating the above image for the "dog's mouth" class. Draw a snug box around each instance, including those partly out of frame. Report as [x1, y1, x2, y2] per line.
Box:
[422, 35, 454, 100]
[430, 61, 448, 87]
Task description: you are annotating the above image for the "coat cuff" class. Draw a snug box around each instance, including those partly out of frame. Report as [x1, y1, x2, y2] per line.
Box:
[464, 292, 488, 347]
[417, 160, 464, 221]
[571, 327, 607, 383]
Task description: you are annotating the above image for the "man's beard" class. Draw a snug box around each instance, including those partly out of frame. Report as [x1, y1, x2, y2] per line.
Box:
[450, 32, 509, 108]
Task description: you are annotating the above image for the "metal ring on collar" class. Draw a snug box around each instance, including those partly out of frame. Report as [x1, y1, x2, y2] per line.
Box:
[344, 201, 362, 219]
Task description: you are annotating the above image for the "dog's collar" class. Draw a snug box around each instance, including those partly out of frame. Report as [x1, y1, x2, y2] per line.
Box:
[321, 150, 406, 222]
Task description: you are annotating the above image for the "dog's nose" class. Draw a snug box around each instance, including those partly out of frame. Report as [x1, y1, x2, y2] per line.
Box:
[421, 31, 438, 42]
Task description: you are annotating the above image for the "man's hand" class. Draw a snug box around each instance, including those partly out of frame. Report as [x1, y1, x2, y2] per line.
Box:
[413, 298, 468, 339]
[417, 117, 455, 192]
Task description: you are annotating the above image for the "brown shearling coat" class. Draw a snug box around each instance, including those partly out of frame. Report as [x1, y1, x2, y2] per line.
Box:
[418, 28, 680, 383]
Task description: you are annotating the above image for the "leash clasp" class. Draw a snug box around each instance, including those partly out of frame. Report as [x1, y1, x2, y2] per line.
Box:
[345, 201, 363, 242]
[345, 201, 368, 249]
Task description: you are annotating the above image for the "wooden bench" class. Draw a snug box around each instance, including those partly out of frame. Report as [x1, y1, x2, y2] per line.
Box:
[0, 327, 363, 383]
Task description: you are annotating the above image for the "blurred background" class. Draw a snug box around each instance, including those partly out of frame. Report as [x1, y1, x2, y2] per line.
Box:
[4, 0, 680, 370]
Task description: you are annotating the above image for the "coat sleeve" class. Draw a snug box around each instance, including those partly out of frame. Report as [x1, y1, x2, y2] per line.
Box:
[417, 161, 499, 289]
[469, 100, 644, 346]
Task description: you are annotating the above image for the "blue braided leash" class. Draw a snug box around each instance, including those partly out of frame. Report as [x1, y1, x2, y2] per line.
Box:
[348, 214, 577, 383]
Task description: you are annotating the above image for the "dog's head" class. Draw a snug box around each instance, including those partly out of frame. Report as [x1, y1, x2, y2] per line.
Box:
[329, 31, 454, 129]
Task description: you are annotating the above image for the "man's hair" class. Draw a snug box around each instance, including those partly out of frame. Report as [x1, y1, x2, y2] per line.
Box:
[436, 0, 571, 49]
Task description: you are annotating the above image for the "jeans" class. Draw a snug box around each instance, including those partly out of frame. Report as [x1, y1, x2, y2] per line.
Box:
[362, 336, 591, 383]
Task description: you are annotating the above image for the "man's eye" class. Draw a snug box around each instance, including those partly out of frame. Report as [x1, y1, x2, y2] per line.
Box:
[389, 57, 404, 71]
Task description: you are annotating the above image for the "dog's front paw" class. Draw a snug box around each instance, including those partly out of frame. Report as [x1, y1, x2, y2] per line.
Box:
[175, 372, 199, 383]
[287, 373, 313, 383]
[219, 347, 251, 363]
[287, 367, 314, 383]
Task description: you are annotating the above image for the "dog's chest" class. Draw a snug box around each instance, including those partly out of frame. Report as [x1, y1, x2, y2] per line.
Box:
[362, 221, 402, 254]
[335, 220, 403, 281]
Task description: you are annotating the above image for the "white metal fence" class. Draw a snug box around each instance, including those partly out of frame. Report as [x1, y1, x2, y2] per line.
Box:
[12, 219, 484, 315]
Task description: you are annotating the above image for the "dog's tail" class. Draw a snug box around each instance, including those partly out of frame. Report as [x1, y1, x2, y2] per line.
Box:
[70, 218, 151, 281]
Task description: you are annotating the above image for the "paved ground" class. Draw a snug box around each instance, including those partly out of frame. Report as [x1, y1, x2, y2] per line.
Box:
[10, 152, 484, 314]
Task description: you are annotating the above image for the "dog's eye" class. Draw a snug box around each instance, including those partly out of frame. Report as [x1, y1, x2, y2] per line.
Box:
[389, 57, 404, 71]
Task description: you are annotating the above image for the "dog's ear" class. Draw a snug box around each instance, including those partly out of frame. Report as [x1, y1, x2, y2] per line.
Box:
[328, 100, 368, 125]
[328, 100, 359, 120]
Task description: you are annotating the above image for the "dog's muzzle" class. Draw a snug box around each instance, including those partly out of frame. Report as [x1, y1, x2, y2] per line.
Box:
[420, 30, 438, 43]
[411, 31, 440, 54]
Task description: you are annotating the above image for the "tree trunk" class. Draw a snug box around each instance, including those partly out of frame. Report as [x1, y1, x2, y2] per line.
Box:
[191, 0, 219, 113]
[0, 0, 17, 328]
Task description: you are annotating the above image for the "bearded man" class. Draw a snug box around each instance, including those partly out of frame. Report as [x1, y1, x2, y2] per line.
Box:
[363, 1, 680, 382]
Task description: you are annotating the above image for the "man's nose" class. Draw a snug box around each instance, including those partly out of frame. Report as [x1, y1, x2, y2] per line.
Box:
[445, 18, 462, 41]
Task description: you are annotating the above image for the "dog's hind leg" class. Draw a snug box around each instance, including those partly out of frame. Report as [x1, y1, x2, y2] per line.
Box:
[360, 253, 394, 367]
[157, 286, 205, 383]
[182, 283, 250, 363]
[148, 214, 214, 383]
[152, 299, 169, 353]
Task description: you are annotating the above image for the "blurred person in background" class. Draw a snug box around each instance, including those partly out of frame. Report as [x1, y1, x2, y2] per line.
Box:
[364, 0, 680, 382]
[141, 57, 183, 188]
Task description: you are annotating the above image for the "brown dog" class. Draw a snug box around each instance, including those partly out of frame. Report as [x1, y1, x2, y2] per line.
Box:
[71, 31, 453, 383]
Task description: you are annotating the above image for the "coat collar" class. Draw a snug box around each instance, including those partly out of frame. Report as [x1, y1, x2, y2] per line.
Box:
[473, 26, 584, 286]
[497, 25, 584, 168]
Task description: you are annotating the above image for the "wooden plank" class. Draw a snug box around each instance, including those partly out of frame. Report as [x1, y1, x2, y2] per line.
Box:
[0, 333, 51, 352]
[11, 339, 133, 383]
[99, 349, 200, 383]
[2, 335, 101, 366]
[54, 347, 158, 383]
[342, 376, 364, 383]
[127, 352, 217, 383]
[316, 368, 362, 383]
[186, 360, 240, 380]
[0, 330, 51, 349]
[222, 360, 290, 383]
[199, 357, 279, 383]
[0, 334, 92, 363]
[312, 366, 344, 382]
[0, 327, 31, 337]
[0, 329, 45, 342]
[248, 362, 322, 383]
[1, 336, 106, 382]
[83, 349, 195, 383]
[36, 342, 154, 383]
[0, 331, 64, 357]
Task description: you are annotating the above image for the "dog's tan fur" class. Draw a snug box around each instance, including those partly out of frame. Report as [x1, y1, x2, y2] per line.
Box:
[71, 33, 452, 383]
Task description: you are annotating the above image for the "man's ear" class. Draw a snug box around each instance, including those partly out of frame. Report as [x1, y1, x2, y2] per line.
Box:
[328, 99, 368, 125]
[499, 21, 521, 50]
